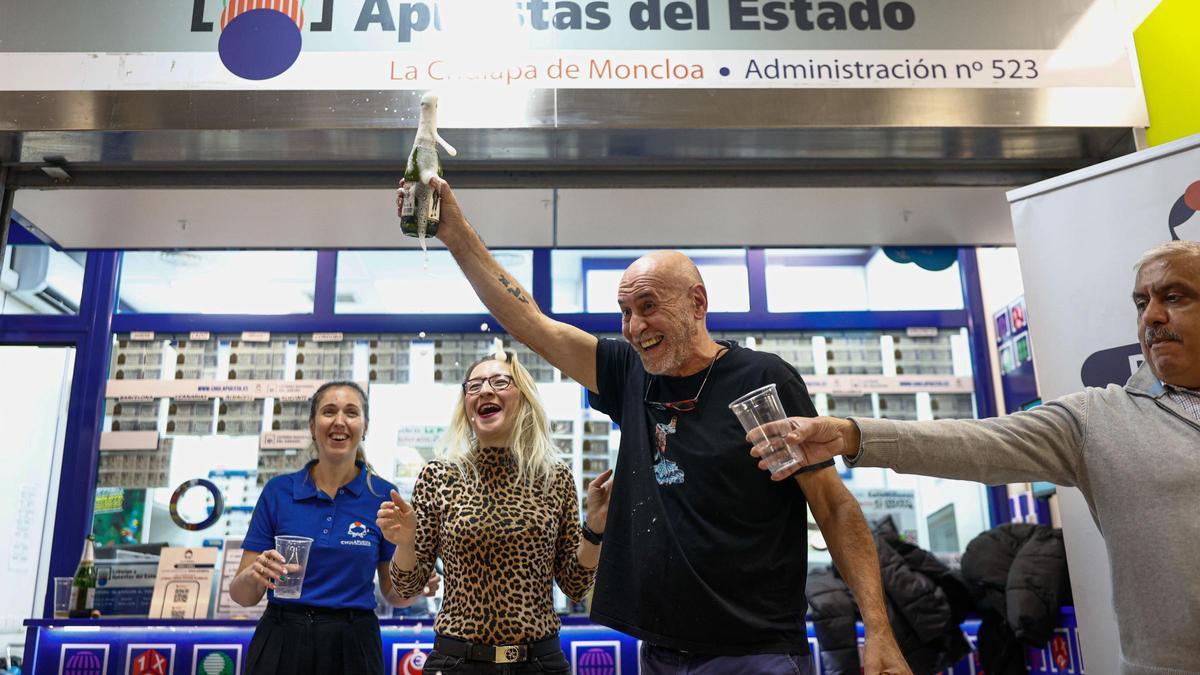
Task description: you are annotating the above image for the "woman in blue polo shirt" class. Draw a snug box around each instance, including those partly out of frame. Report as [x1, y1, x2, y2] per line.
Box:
[231, 380, 432, 675]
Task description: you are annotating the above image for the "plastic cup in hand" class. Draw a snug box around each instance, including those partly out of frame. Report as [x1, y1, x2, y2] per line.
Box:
[273, 535, 313, 600]
[729, 383, 804, 475]
[53, 577, 73, 619]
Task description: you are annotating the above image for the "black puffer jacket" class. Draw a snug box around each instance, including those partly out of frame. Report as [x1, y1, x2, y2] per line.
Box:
[808, 517, 971, 675]
[960, 524, 1072, 675]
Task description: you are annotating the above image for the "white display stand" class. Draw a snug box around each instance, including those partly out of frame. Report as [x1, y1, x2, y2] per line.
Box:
[1007, 132, 1200, 671]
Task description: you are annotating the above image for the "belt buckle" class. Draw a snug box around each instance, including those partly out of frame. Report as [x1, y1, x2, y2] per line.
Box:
[494, 645, 525, 664]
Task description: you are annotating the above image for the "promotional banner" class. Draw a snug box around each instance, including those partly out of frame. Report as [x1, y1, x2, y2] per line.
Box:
[0, 0, 1140, 95]
[1006, 132, 1200, 669]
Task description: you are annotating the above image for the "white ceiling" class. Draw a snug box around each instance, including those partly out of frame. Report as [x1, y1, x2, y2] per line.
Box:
[13, 186, 1017, 249]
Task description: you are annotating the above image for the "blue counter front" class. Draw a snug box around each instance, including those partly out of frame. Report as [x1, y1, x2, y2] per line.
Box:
[24, 613, 1084, 674]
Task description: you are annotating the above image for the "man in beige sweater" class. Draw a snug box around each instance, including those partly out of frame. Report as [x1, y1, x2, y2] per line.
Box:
[747, 240, 1200, 675]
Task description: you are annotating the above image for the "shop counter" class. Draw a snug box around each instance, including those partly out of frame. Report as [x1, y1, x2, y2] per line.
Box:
[24, 611, 1083, 674]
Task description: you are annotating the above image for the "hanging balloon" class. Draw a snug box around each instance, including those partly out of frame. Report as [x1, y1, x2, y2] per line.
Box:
[882, 247, 959, 272]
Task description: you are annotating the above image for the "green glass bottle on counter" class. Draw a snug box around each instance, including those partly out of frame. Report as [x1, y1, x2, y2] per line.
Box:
[71, 533, 98, 614]
[399, 91, 457, 242]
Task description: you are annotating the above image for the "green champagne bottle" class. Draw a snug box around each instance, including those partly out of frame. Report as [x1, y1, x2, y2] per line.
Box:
[70, 534, 98, 613]
[399, 91, 457, 243]
[399, 147, 443, 239]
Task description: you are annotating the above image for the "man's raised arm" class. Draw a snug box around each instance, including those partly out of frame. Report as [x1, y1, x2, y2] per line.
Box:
[398, 177, 599, 392]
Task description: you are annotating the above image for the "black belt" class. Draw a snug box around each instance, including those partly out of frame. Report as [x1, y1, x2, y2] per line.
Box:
[266, 602, 374, 623]
[434, 633, 560, 664]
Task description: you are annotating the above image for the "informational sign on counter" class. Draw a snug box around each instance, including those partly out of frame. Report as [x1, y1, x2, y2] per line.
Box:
[213, 539, 266, 620]
[148, 547, 218, 620]
[95, 557, 159, 618]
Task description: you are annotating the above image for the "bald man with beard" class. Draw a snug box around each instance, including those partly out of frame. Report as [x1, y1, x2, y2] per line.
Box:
[397, 179, 911, 675]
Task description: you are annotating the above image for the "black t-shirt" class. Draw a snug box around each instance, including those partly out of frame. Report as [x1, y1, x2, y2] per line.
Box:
[588, 338, 835, 655]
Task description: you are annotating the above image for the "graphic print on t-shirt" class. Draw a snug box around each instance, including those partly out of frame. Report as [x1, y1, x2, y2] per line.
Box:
[653, 416, 686, 485]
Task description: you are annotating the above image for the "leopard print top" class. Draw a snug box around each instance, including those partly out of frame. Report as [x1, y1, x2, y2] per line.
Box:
[391, 447, 596, 643]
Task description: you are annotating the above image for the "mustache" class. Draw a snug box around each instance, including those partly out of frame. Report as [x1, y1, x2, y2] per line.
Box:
[1144, 327, 1182, 343]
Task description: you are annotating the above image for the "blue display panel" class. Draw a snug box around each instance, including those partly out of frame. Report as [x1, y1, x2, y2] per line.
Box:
[27, 614, 1084, 675]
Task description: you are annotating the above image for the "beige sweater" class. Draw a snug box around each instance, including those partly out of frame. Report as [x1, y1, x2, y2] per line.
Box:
[849, 365, 1200, 675]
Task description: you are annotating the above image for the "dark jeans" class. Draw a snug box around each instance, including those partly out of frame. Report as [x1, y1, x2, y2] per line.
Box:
[640, 643, 815, 675]
[421, 648, 571, 674]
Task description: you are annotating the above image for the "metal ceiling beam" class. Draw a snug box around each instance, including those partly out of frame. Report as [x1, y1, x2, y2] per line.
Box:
[8, 167, 1064, 190]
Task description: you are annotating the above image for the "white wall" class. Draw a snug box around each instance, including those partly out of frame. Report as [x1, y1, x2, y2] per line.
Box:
[0, 346, 73, 653]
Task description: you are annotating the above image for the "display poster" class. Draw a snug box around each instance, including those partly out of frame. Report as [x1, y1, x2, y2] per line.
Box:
[851, 488, 918, 544]
[993, 294, 1038, 413]
[148, 547, 219, 620]
[213, 539, 267, 620]
[93, 488, 147, 547]
[1007, 132, 1200, 668]
[395, 425, 445, 448]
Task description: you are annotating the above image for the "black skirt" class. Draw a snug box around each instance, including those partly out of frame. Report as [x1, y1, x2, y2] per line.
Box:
[246, 603, 383, 675]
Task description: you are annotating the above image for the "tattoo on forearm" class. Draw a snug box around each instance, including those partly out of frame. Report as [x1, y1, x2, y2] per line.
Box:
[498, 274, 529, 304]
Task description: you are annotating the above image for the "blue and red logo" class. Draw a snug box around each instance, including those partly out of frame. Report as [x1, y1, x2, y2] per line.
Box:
[396, 648, 427, 675]
[128, 646, 172, 675]
[1168, 180, 1200, 241]
[216, 1, 306, 80]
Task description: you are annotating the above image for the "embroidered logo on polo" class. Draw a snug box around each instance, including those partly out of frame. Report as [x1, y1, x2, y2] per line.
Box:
[341, 521, 373, 547]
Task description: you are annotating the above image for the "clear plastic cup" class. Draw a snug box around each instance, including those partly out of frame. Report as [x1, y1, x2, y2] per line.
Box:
[729, 383, 805, 475]
[53, 577, 73, 619]
[273, 535, 313, 600]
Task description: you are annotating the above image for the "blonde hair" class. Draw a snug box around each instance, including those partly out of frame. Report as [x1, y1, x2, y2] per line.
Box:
[308, 380, 382, 497]
[1135, 240, 1200, 275]
[435, 351, 558, 493]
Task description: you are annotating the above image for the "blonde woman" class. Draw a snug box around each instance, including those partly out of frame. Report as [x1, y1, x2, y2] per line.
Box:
[377, 352, 614, 674]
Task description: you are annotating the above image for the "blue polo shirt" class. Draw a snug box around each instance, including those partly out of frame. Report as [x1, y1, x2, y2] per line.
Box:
[243, 461, 397, 610]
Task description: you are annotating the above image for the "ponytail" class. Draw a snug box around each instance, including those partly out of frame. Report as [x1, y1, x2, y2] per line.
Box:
[355, 445, 382, 497]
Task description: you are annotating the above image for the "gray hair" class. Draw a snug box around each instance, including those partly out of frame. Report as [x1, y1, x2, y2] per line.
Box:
[1134, 240, 1200, 275]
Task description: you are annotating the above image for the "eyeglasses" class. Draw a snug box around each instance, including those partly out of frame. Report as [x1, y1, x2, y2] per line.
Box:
[642, 344, 728, 414]
[463, 374, 514, 395]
